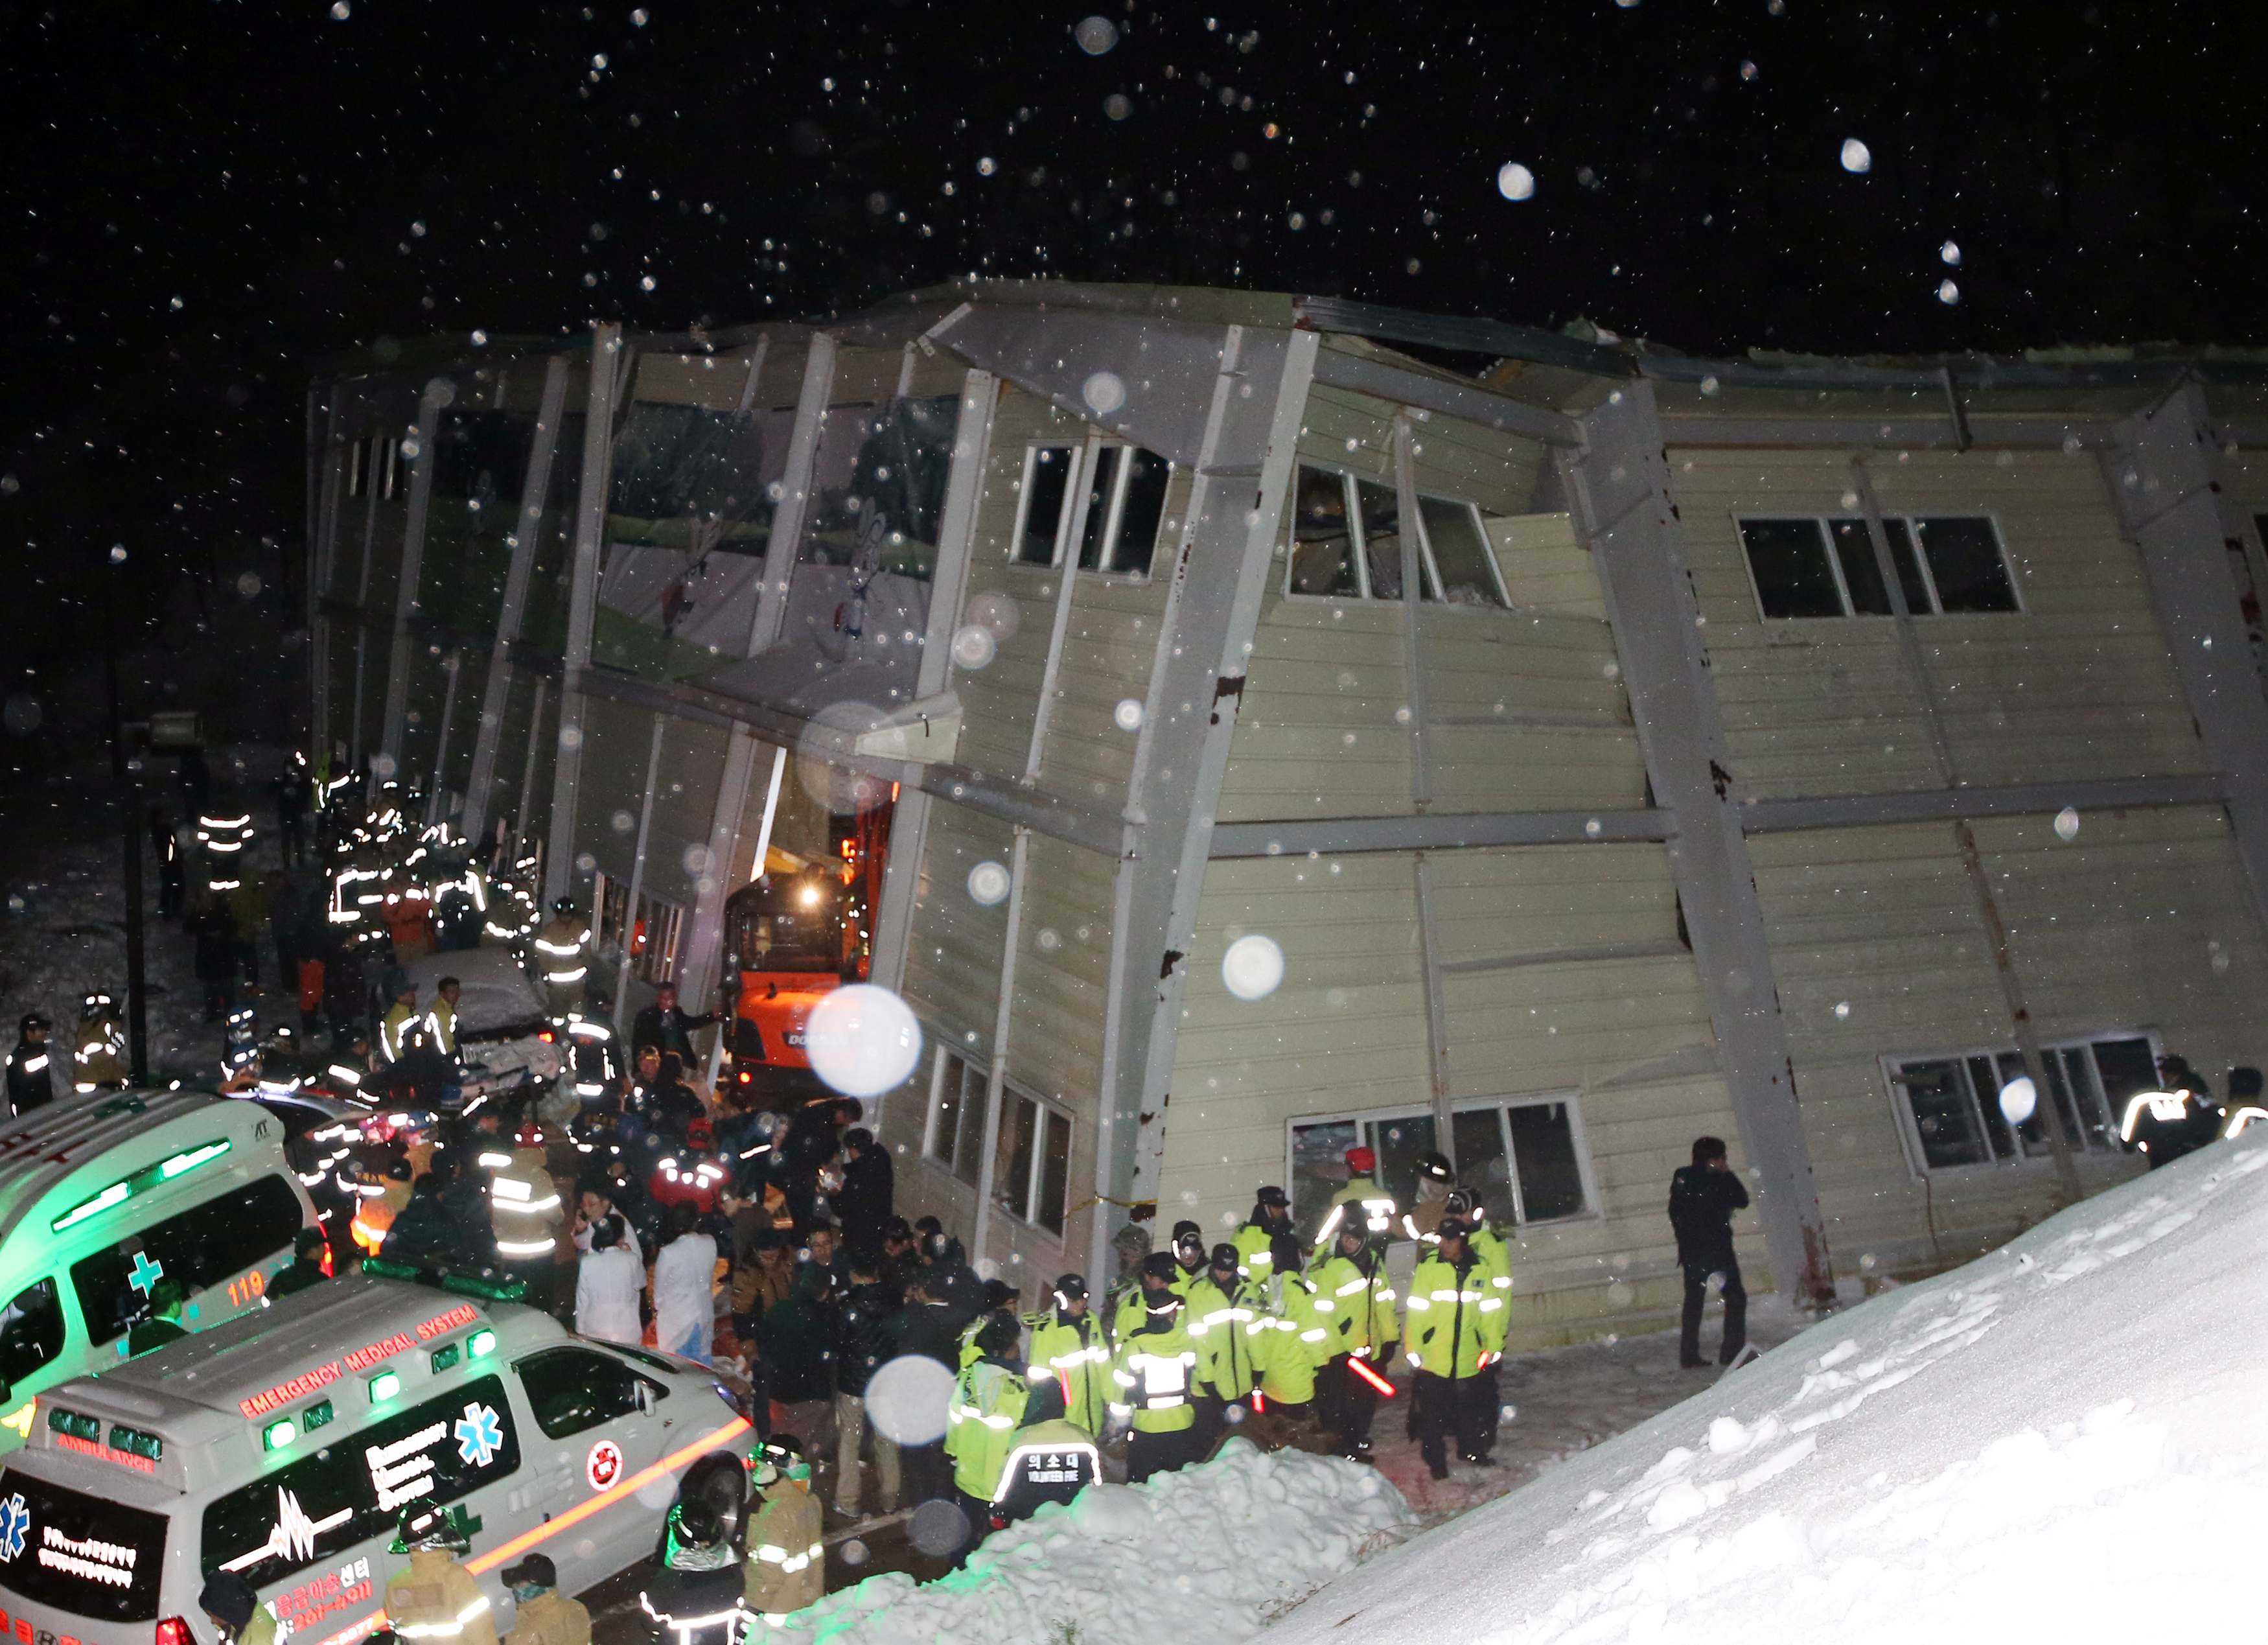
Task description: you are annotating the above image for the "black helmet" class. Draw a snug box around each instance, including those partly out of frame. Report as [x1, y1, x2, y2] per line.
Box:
[1170, 1219, 1202, 1242]
[553, 897, 579, 916]
[1443, 1189, 1475, 1220]
[1209, 1242, 1240, 1272]
[391, 1500, 480, 1554]
[1417, 1151, 1453, 1183]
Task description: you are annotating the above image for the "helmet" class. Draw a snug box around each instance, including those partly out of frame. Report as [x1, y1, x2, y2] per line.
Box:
[1443, 1189, 1475, 1221]
[1346, 1145, 1377, 1176]
[753, 1434, 807, 1488]
[553, 897, 578, 916]
[1172, 1226, 1205, 1265]
[1436, 1219, 1470, 1247]
[670, 1500, 723, 1549]
[390, 1501, 480, 1554]
[1416, 1151, 1453, 1183]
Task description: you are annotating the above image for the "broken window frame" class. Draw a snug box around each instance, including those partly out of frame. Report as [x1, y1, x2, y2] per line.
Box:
[1282, 463, 1509, 608]
[1285, 1092, 1597, 1242]
[1008, 439, 1172, 580]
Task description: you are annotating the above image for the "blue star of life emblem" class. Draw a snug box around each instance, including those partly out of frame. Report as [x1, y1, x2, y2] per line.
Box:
[454, 1402, 503, 1467]
[0, 1493, 28, 1561]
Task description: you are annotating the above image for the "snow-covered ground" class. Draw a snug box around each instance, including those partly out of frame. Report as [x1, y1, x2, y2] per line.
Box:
[773, 1441, 1414, 1645]
[1260, 1131, 2268, 1645]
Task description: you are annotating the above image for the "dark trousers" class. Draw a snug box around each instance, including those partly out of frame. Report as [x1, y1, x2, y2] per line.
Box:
[899, 1440, 952, 1506]
[1317, 1353, 1382, 1452]
[1190, 1391, 1239, 1457]
[1413, 1371, 1494, 1471]
[956, 1488, 996, 1558]
[1126, 1424, 1203, 1484]
[1680, 1259, 1746, 1366]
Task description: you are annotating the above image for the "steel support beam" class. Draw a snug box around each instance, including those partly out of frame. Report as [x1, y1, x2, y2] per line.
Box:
[743, 334, 835, 656]
[1657, 415, 2115, 452]
[545, 325, 626, 907]
[1090, 323, 1318, 1254]
[2105, 383, 2268, 944]
[377, 377, 452, 777]
[1210, 808, 1671, 857]
[463, 353, 572, 843]
[611, 714, 667, 1035]
[1561, 379, 1834, 1307]
[1308, 347, 1580, 448]
[870, 369, 999, 996]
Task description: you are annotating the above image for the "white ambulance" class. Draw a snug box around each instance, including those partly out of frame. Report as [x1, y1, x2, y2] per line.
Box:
[0, 1268, 756, 1645]
[0, 1093, 320, 1450]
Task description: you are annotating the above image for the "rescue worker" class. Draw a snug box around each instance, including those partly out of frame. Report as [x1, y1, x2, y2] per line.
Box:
[1312, 1219, 1399, 1462]
[1312, 1145, 1398, 1256]
[269, 1227, 332, 1297]
[1402, 1150, 1456, 1242]
[1186, 1242, 1264, 1449]
[1111, 1253, 1201, 1484]
[380, 973, 421, 1064]
[1232, 1185, 1295, 1283]
[1026, 1274, 1113, 1435]
[500, 1555, 589, 1645]
[491, 1119, 566, 1274]
[384, 1503, 496, 1645]
[642, 1499, 745, 1645]
[6, 1013, 56, 1115]
[2120, 1053, 2224, 1168]
[535, 898, 595, 1020]
[947, 1311, 1037, 1549]
[73, 992, 128, 1091]
[425, 975, 462, 1058]
[744, 1436, 825, 1626]
[198, 1571, 276, 1645]
[1403, 1222, 1505, 1478]
[1253, 1239, 1329, 1421]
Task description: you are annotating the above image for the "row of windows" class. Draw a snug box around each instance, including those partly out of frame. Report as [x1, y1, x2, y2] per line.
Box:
[923, 1050, 1074, 1236]
[1887, 1032, 2163, 1173]
[1738, 514, 2021, 620]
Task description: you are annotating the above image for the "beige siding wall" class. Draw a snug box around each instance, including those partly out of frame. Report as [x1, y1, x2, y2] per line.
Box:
[1669, 447, 2206, 800]
[1748, 806, 2266, 1272]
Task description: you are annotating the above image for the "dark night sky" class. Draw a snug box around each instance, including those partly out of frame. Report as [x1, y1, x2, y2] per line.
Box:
[2, 0, 2263, 697]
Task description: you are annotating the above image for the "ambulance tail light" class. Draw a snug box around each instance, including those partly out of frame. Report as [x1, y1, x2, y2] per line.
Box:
[158, 1616, 195, 1645]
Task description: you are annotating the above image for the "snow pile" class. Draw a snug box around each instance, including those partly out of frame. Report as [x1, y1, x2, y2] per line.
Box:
[1260, 1132, 2268, 1645]
[780, 1440, 1413, 1645]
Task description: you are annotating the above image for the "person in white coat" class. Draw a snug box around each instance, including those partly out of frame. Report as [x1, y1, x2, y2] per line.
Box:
[653, 1200, 719, 1364]
[575, 1213, 644, 1346]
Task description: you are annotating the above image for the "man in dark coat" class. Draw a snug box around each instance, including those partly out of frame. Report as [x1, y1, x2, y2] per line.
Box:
[1669, 1135, 1750, 1369]
[629, 983, 715, 1066]
[6, 1015, 56, 1117]
[837, 1128, 894, 1258]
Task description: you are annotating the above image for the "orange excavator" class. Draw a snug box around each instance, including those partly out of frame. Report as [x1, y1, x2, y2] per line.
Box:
[720, 800, 890, 1102]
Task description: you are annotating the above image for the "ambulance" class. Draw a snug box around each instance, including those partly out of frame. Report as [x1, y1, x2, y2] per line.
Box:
[0, 1093, 320, 1449]
[0, 1267, 758, 1645]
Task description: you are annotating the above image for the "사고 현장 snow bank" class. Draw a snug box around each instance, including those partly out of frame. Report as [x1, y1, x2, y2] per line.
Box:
[1260, 1128, 2268, 1645]
[777, 1440, 1413, 1645]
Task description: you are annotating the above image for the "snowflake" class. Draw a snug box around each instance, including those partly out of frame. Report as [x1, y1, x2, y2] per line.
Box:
[0, 1493, 27, 1562]
[454, 1403, 503, 1469]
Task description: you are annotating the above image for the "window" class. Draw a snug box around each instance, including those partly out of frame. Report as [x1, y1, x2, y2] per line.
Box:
[1288, 1097, 1593, 1241]
[632, 893, 684, 985]
[1886, 1032, 2159, 1172]
[0, 1279, 62, 1388]
[1738, 515, 2019, 620]
[1282, 464, 1507, 607]
[925, 1049, 987, 1185]
[0, 1472, 168, 1622]
[71, 1175, 305, 1348]
[1013, 443, 1172, 576]
[199, 1375, 521, 1589]
[515, 1346, 662, 1438]
[992, 1086, 1073, 1236]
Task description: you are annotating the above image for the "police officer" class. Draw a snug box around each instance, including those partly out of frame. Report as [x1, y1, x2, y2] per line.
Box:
[535, 898, 594, 1020]
[1402, 1150, 1456, 1242]
[1311, 1219, 1398, 1462]
[500, 1554, 589, 1645]
[2120, 1053, 2223, 1168]
[1026, 1274, 1113, 1436]
[198, 1571, 276, 1645]
[1115, 1221, 1202, 1339]
[1403, 1222, 1505, 1478]
[6, 1014, 56, 1116]
[1252, 1239, 1329, 1423]
[383, 1503, 496, 1645]
[947, 1312, 1036, 1548]
[1232, 1185, 1294, 1283]
[1186, 1243, 1264, 1449]
[1110, 1253, 1201, 1484]
[744, 1436, 824, 1626]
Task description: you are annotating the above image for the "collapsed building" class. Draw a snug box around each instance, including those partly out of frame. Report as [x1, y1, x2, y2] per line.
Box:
[305, 282, 2268, 1343]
